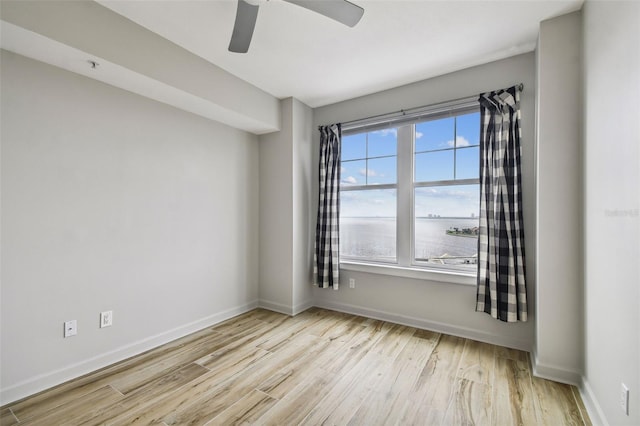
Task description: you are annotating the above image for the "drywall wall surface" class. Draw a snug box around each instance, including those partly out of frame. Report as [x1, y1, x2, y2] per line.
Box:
[312, 53, 536, 350]
[0, 0, 280, 133]
[258, 97, 314, 315]
[583, 1, 639, 424]
[291, 99, 314, 313]
[0, 51, 260, 403]
[534, 11, 583, 383]
[258, 99, 294, 313]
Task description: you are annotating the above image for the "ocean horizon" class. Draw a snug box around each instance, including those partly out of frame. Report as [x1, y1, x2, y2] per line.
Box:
[340, 217, 478, 267]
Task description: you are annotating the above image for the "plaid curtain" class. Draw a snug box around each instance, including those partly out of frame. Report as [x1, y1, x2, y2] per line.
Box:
[314, 124, 341, 289]
[476, 86, 527, 322]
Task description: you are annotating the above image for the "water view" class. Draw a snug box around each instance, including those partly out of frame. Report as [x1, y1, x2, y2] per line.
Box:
[340, 217, 478, 267]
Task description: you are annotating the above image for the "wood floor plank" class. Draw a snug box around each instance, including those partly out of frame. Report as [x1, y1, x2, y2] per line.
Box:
[0, 409, 18, 426]
[399, 334, 466, 425]
[254, 370, 337, 425]
[108, 330, 236, 394]
[195, 344, 272, 374]
[7, 328, 218, 421]
[304, 323, 434, 425]
[314, 319, 393, 377]
[298, 322, 396, 425]
[346, 333, 439, 425]
[531, 376, 585, 425]
[72, 363, 209, 425]
[255, 334, 341, 400]
[2, 308, 591, 426]
[212, 315, 274, 337]
[495, 345, 529, 362]
[492, 356, 539, 425]
[442, 378, 492, 426]
[206, 389, 277, 426]
[253, 312, 325, 352]
[122, 334, 328, 425]
[19, 385, 123, 425]
[303, 310, 358, 339]
[247, 309, 289, 324]
[256, 316, 377, 404]
[122, 313, 277, 394]
[257, 318, 367, 406]
[457, 339, 496, 386]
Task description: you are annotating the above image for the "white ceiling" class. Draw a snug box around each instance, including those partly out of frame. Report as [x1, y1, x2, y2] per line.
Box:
[98, 0, 583, 108]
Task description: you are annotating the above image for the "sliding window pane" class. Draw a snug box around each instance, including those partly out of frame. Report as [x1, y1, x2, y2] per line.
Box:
[415, 117, 454, 152]
[367, 156, 397, 185]
[455, 112, 480, 147]
[341, 159, 366, 186]
[340, 189, 397, 262]
[414, 184, 479, 269]
[455, 146, 480, 180]
[368, 128, 397, 157]
[342, 133, 367, 160]
[415, 150, 454, 182]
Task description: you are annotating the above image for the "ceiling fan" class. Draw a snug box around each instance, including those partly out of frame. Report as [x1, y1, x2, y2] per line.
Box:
[229, 0, 364, 53]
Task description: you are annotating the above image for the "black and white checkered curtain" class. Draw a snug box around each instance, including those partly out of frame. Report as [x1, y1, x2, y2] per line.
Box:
[314, 124, 341, 289]
[476, 86, 527, 322]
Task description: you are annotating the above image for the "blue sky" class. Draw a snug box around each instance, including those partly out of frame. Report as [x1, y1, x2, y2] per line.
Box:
[341, 112, 480, 218]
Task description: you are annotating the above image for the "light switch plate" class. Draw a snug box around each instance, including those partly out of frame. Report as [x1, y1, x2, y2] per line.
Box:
[64, 320, 77, 337]
[100, 311, 113, 328]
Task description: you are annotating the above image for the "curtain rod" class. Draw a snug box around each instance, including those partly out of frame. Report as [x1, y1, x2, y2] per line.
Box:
[319, 83, 523, 131]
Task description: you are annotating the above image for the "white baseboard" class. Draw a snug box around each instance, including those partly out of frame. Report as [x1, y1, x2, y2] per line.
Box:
[529, 347, 582, 386]
[0, 300, 259, 406]
[258, 299, 294, 315]
[257, 298, 313, 316]
[292, 299, 313, 316]
[314, 299, 531, 352]
[579, 376, 608, 426]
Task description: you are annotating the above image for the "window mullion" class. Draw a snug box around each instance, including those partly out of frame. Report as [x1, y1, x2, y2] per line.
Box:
[396, 125, 412, 267]
[365, 133, 369, 185]
[453, 116, 457, 179]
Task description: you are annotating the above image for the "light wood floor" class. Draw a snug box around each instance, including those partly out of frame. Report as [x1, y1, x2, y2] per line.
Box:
[2, 308, 591, 425]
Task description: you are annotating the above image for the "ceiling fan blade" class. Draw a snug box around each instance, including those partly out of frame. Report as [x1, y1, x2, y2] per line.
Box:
[284, 0, 364, 27]
[229, 0, 260, 53]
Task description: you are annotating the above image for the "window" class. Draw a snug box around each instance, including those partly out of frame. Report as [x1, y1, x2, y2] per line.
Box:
[339, 102, 480, 273]
[340, 129, 398, 262]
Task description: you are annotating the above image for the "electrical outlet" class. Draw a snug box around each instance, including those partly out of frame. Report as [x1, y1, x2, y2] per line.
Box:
[349, 278, 355, 289]
[100, 311, 113, 328]
[64, 320, 77, 338]
[621, 383, 630, 415]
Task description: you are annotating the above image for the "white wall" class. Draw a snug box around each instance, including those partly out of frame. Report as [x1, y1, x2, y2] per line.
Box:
[291, 99, 314, 312]
[259, 99, 294, 312]
[0, 51, 260, 404]
[312, 53, 537, 351]
[582, 1, 640, 425]
[534, 11, 583, 384]
[259, 98, 314, 315]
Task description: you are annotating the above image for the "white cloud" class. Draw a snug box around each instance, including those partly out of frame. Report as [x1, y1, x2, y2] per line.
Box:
[342, 176, 357, 185]
[455, 136, 471, 147]
[359, 168, 378, 177]
[416, 131, 424, 139]
[372, 128, 397, 137]
[446, 136, 471, 148]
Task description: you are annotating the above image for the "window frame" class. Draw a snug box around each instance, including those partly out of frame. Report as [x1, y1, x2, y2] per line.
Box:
[339, 101, 480, 282]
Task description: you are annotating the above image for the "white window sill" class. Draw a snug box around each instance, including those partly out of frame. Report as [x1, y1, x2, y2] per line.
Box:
[340, 261, 476, 286]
